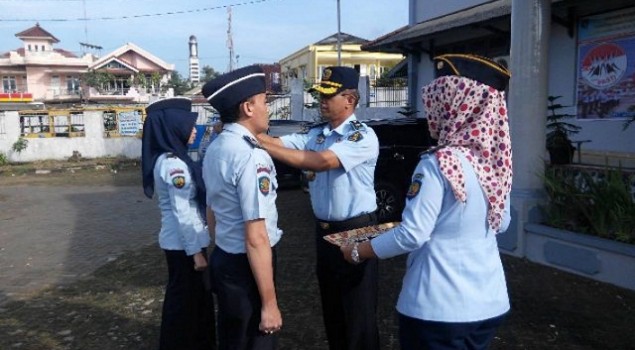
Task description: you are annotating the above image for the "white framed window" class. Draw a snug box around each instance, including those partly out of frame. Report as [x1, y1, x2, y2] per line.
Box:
[2, 76, 17, 93]
[66, 76, 80, 94]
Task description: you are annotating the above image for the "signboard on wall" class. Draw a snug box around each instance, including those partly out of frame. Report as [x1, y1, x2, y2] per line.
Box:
[576, 7, 635, 120]
[117, 110, 142, 136]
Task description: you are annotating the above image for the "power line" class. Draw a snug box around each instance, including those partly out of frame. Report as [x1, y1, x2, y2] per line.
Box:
[0, 0, 280, 22]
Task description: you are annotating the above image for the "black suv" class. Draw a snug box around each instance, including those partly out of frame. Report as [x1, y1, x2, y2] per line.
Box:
[267, 119, 310, 188]
[366, 118, 436, 222]
[270, 118, 436, 223]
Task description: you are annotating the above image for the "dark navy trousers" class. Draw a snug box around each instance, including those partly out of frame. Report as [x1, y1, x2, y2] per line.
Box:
[159, 249, 215, 350]
[315, 212, 380, 350]
[210, 246, 278, 350]
[398, 312, 507, 350]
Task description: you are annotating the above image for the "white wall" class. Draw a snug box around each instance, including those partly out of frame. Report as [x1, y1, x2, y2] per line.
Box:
[548, 23, 635, 155]
[0, 111, 142, 162]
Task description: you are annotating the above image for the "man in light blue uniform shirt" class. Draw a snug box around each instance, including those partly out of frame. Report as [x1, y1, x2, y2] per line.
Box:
[257, 66, 380, 350]
[202, 65, 283, 350]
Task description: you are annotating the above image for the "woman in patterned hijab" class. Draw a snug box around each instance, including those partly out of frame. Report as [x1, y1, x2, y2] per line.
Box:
[341, 54, 513, 350]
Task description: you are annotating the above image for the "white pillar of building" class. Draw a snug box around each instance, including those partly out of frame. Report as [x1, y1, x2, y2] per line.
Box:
[500, 0, 551, 256]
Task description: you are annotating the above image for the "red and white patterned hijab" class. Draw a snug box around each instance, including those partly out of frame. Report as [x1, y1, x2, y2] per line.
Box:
[422, 76, 512, 232]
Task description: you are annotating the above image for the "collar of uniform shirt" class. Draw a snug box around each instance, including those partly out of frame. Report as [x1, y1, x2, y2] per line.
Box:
[325, 114, 357, 136]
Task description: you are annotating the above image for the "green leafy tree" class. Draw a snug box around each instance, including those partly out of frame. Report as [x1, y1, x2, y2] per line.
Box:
[165, 71, 192, 96]
[150, 72, 162, 92]
[201, 65, 220, 83]
[83, 70, 115, 92]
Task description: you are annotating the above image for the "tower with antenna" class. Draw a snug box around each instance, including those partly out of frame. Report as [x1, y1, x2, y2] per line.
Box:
[227, 6, 235, 72]
[189, 35, 200, 84]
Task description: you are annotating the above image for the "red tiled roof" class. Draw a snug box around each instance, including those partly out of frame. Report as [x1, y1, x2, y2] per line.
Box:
[0, 47, 77, 58]
[54, 48, 77, 58]
[15, 23, 60, 43]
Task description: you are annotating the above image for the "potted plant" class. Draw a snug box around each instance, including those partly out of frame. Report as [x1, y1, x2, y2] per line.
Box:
[546, 95, 581, 165]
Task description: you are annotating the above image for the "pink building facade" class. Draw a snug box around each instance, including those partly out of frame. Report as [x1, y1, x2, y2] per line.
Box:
[0, 23, 175, 104]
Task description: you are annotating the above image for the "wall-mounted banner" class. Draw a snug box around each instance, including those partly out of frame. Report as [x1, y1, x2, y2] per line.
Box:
[117, 110, 142, 136]
[576, 7, 635, 120]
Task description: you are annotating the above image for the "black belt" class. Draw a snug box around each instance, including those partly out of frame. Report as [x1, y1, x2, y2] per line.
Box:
[316, 211, 377, 235]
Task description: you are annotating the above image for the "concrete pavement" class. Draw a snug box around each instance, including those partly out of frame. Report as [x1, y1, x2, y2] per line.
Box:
[0, 181, 160, 306]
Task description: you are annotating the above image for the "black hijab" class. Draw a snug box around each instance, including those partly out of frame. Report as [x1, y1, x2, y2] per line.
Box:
[141, 98, 206, 215]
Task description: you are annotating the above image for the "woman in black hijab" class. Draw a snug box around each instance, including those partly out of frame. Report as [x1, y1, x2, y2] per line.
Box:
[141, 97, 215, 350]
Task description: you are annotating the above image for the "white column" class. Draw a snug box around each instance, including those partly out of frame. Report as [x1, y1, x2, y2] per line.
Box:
[500, 0, 551, 256]
[289, 78, 305, 121]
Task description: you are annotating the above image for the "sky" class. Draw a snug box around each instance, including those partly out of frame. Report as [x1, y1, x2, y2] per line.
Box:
[0, 0, 409, 76]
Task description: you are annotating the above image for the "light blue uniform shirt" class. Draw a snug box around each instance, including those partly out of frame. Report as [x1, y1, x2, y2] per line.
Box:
[281, 114, 378, 221]
[202, 123, 283, 254]
[371, 150, 511, 323]
[154, 153, 210, 256]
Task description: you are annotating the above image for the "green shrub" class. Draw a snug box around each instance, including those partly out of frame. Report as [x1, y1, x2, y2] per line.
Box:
[12, 137, 28, 154]
[542, 167, 635, 243]
[0, 152, 7, 166]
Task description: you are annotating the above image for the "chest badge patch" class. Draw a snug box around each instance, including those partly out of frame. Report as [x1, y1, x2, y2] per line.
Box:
[406, 173, 424, 200]
[316, 134, 326, 144]
[347, 131, 363, 142]
[259, 176, 271, 195]
[172, 176, 186, 189]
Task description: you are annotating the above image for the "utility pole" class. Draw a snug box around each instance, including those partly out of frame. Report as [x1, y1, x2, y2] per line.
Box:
[82, 0, 88, 43]
[227, 7, 235, 72]
[337, 0, 341, 65]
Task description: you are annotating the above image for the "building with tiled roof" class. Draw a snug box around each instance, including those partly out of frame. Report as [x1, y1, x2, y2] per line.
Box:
[0, 23, 175, 104]
[278, 32, 404, 85]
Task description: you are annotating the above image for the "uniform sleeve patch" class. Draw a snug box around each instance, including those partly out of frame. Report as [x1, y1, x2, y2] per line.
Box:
[347, 131, 363, 142]
[172, 176, 186, 189]
[258, 176, 271, 196]
[406, 173, 424, 200]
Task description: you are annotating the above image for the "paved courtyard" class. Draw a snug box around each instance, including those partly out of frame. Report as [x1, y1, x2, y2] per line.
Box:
[0, 179, 160, 305]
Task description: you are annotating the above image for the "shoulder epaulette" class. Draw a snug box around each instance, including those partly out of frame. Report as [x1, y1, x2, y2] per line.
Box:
[300, 121, 328, 134]
[243, 135, 264, 149]
[350, 120, 364, 130]
[419, 144, 446, 157]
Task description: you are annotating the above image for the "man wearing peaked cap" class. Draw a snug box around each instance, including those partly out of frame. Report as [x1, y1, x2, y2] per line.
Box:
[201, 65, 284, 349]
[433, 53, 511, 91]
[308, 66, 360, 96]
[257, 66, 381, 350]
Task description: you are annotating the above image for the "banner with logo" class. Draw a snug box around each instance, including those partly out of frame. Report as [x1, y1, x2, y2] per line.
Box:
[576, 7, 635, 120]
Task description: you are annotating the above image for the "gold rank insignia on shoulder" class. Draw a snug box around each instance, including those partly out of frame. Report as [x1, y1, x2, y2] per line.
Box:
[350, 120, 363, 130]
[347, 131, 363, 142]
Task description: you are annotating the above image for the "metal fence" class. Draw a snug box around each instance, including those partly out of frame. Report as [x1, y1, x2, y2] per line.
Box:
[369, 77, 408, 107]
[267, 76, 409, 119]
